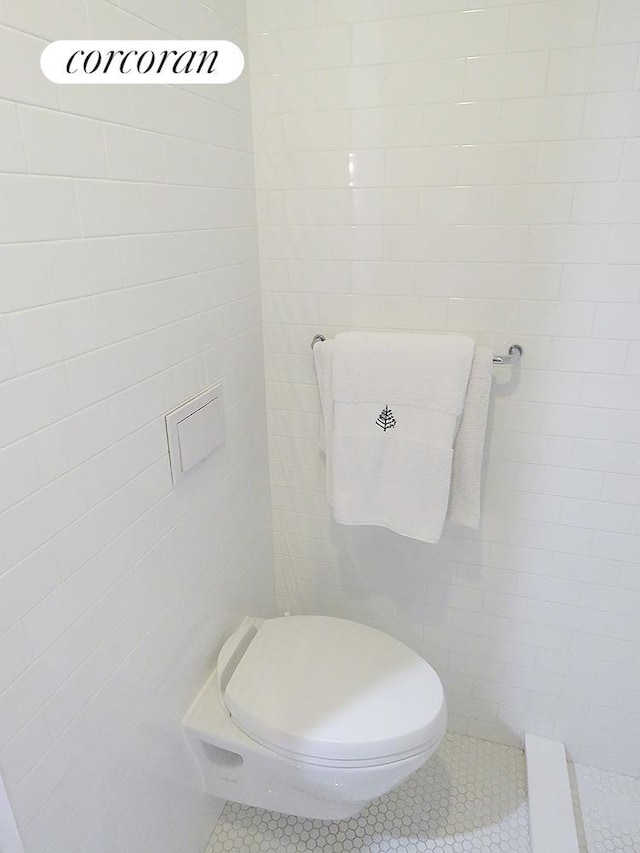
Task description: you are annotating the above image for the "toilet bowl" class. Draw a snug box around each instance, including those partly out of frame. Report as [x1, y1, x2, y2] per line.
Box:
[182, 615, 447, 820]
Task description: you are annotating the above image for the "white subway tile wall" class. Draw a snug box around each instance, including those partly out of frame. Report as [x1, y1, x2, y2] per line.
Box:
[248, 0, 640, 776]
[0, 2, 273, 853]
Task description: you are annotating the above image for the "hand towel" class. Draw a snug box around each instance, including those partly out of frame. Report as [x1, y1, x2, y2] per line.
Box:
[331, 331, 475, 543]
[448, 346, 493, 528]
[312, 338, 334, 497]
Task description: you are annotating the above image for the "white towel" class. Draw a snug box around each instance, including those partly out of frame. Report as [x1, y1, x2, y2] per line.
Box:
[448, 346, 493, 529]
[312, 338, 334, 497]
[330, 331, 476, 543]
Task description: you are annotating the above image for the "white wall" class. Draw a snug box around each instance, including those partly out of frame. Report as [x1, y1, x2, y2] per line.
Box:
[248, 0, 640, 776]
[0, 2, 274, 852]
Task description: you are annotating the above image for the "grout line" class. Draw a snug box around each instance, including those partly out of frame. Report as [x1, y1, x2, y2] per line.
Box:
[0, 771, 24, 853]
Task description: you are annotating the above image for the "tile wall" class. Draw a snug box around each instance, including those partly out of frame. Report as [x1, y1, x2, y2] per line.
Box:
[0, 2, 274, 852]
[247, 0, 640, 775]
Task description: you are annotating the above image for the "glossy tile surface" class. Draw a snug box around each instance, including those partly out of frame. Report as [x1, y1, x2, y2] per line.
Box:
[572, 762, 640, 853]
[207, 733, 530, 852]
[248, 0, 640, 777]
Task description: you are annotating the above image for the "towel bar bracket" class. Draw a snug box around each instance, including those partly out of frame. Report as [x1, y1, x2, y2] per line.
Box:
[493, 344, 523, 365]
[310, 334, 523, 366]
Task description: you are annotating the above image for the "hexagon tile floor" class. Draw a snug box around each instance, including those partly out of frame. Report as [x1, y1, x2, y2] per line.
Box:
[205, 732, 530, 852]
[571, 761, 640, 853]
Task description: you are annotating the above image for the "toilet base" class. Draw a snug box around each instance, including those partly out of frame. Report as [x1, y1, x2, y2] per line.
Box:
[183, 666, 444, 820]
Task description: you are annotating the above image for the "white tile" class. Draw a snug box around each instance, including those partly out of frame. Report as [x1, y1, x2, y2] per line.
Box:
[500, 96, 585, 142]
[1, 0, 89, 39]
[0, 244, 52, 312]
[65, 341, 138, 410]
[425, 8, 509, 59]
[601, 473, 640, 505]
[537, 140, 624, 182]
[7, 300, 99, 374]
[583, 92, 640, 138]
[423, 101, 502, 145]
[0, 622, 34, 694]
[419, 186, 492, 224]
[457, 144, 538, 185]
[0, 175, 81, 243]
[0, 364, 72, 448]
[561, 264, 640, 303]
[547, 44, 640, 94]
[0, 3, 271, 848]
[207, 733, 530, 852]
[0, 711, 52, 791]
[570, 760, 640, 853]
[387, 58, 465, 105]
[593, 303, 640, 339]
[281, 24, 353, 71]
[582, 375, 640, 409]
[608, 226, 640, 263]
[621, 139, 640, 180]
[0, 25, 58, 108]
[353, 16, 427, 65]
[0, 547, 60, 634]
[19, 106, 108, 178]
[591, 532, 640, 564]
[58, 80, 133, 126]
[0, 315, 17, 383]
[595, 0, 640, 45]
[0, 465, 90, 569]
[352, 188, 419, 225]
[0, 99, 26, 172]
[284, 110, 351, 151]
[625, 343, 640, 375]
[448, 298, 595, 337]
[509, 0, 599, 51]
[3, 0, 640, 844]
[75, 180, 147, 238]
[248, 0, 316, 31]
[44, 237, 124, 301]
[317, 0, 389, 26]
[352, 105, 423, 148]
[386, 146, 458, 186]
[104, 124, 166, 183]
[493, 185, 573, 224]
[549, 338, 628, 373]
[561, 498, 633, 532]
[527, 225, 609, 263]
[465, 52, 549, 100]
[572, 183, 640, 224]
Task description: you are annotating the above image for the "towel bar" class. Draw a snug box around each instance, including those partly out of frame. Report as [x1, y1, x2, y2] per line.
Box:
[310, 334, 523, 366]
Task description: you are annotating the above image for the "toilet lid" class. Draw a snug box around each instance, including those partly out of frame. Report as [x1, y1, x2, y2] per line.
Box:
[222, 616, 445, 763]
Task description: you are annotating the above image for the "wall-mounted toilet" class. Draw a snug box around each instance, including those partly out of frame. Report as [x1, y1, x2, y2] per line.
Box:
[182, 614, 447, 820]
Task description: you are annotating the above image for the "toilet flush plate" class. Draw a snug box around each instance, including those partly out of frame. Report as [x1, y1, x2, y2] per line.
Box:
[165, 384, 225, 486]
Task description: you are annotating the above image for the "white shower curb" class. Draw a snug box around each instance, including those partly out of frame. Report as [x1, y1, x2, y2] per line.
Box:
[525, 733, 580, 853]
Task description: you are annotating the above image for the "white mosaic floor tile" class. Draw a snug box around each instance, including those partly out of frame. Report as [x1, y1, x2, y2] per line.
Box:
[570, 762, 640, 853]
[206, 733, 530, 852]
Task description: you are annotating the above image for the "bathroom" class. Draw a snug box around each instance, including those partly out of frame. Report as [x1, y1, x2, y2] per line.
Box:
[0, 0, 639, 851]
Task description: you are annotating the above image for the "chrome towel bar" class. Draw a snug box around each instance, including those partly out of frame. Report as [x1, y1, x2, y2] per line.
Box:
[310, 334, 523, 365]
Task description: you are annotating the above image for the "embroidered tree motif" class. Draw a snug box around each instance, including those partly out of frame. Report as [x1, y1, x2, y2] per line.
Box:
[376, 405, 397, 431]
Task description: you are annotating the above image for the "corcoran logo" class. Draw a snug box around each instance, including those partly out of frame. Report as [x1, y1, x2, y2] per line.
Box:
[40, 40, 244, 84]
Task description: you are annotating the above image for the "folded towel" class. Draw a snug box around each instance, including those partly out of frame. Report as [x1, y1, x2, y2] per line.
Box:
[448, 346, 493, 529]
[330, 331, 476, 543]
[312, 338, 334, 496]
[333, 331, 475, 411]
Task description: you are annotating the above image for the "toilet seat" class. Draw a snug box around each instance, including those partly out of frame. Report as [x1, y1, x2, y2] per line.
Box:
[220, 615, 446, 767]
